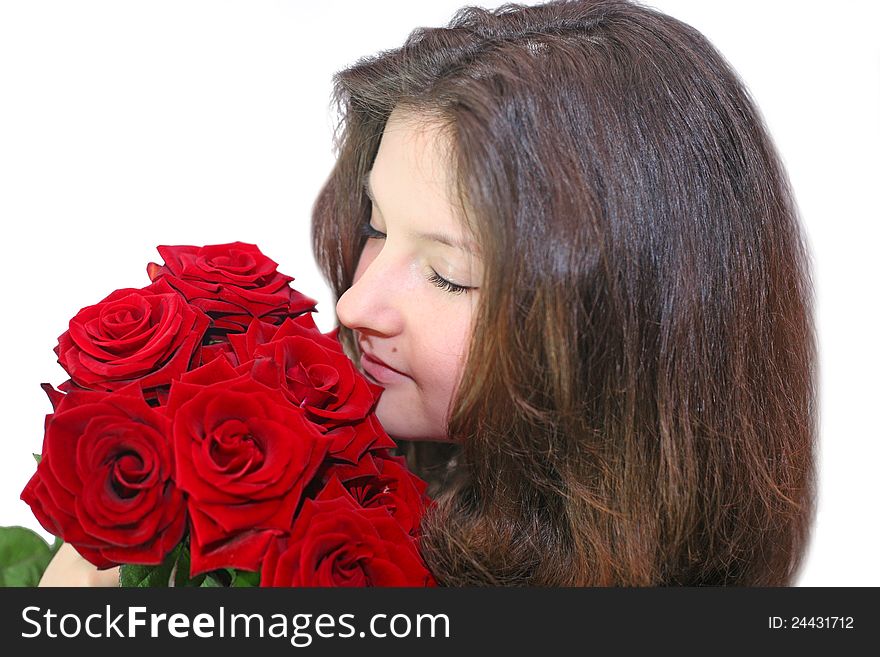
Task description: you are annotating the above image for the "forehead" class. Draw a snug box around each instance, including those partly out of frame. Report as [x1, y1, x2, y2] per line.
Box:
[369, 110, 479, 256]
[372, 110, 453, 194]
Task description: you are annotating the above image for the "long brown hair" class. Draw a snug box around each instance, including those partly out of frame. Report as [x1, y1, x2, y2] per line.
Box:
[312, 0, 817, 585]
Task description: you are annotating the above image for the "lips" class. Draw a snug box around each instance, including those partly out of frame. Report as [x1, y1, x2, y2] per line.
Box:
[358, 345, 409, 385]
[362, 350, 408, 376]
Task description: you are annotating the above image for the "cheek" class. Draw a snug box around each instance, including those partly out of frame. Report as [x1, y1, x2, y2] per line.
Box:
[411, 310, 472, 391]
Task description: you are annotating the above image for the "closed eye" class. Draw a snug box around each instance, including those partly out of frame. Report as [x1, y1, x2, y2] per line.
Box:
[427, 269, 473, 295]
[359, 219, 475, 296]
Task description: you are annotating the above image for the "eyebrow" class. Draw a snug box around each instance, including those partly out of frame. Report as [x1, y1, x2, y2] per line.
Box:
[362, 169, 479, 256]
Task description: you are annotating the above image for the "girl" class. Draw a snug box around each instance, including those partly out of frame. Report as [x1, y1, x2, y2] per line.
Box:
[42, 0, 816, 586]
[315, 0, 816, 586]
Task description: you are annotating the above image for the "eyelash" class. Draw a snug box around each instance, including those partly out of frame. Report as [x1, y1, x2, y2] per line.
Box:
[426, 270, 471, 295]
[358, 220, 473, 295]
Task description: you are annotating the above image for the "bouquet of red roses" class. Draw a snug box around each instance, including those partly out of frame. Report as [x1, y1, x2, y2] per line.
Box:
[6, 242, 435, 587]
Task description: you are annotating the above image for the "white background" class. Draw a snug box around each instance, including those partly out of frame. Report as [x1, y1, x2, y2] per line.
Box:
[0, 1, 876, 586]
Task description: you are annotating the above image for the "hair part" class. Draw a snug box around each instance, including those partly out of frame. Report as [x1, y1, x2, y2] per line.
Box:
[312, 0, 817, 585]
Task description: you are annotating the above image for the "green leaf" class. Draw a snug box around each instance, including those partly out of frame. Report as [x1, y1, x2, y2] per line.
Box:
[200, 572, 225, 587]
[117, 540, 212, 588]
[32, 453, 42, 464]
[119, 543, 184, 587]
[231, 569, 261, 587]
[171, 545, 207, 587]
[0, 526, 56, 587]
[114, 540, 259, 588]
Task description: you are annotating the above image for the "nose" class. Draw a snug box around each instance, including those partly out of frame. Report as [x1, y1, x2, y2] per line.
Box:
[335, 247, 404, 338]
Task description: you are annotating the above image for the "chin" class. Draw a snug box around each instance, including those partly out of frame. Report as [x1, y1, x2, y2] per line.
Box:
[393, 434, 454, 443]
[372, 391, 454, 441]
[375, 408, 450, 442]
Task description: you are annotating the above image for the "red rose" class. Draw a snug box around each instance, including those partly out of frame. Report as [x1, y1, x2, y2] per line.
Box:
[342, 454, 431, 536]
[223, 318, 284, 367]
[247, 315, 382, 431]
[20, 385, 186, 568]
[227, 314, 343, 364]
[324, 413, 397, 465]
[146, 242, 316, 331]
[198, 339, 235, 367]
[260, 478, 436, 587]
[308, 448, 382, 502]
[55, 278, 209, 396]
[166, 357, 331, 575]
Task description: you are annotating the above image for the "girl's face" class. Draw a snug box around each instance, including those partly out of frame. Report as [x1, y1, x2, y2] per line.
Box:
[335, 109, 482, 442]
